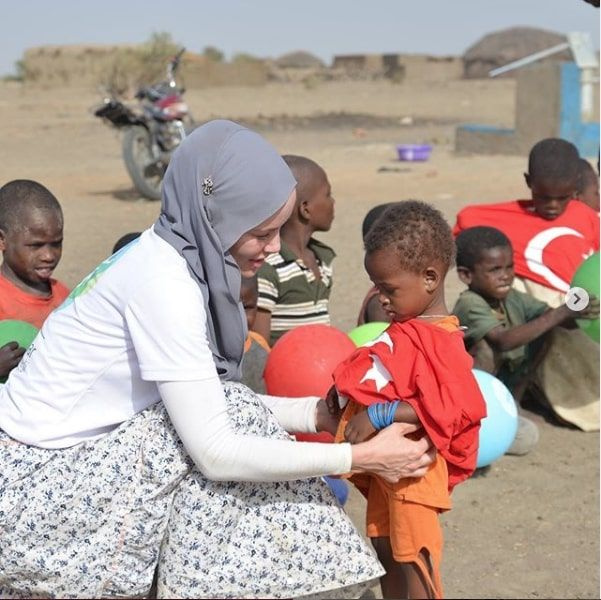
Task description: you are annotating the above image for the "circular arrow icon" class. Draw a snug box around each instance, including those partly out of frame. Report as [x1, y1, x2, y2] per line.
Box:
[565, 286, 590, 311]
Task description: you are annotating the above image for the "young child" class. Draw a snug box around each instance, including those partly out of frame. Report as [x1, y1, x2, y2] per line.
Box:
[454, 138, 599, 308]
[357, 202, 396, 326]
[576, 157, 600, 211]
[0, 179, 69, 379]
[329, 201, 487, 599]
[453, 226, 600, 432]
[240, 275, 270, 394]
[255, 155, 335, 346]
[113, 231, 142, 254]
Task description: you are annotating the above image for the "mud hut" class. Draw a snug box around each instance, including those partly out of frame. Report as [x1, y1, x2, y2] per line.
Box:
[462, 27, 573, 79]
[274, 51, 325, 69]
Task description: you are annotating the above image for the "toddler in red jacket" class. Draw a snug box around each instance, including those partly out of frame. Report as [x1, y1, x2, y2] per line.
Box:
[330, 201, 486, 599]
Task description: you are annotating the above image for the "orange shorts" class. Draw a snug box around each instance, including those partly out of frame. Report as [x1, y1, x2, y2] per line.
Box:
[364, 475, 444, 598]
[336, 402, 446, 598]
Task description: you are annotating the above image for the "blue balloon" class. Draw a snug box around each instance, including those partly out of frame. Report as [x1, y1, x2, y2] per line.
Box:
[472, 369, 519, 468]
[323, 476, 349, 505]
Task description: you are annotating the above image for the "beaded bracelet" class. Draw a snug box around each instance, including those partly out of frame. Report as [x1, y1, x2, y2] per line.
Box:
[367, 400, 400, 430]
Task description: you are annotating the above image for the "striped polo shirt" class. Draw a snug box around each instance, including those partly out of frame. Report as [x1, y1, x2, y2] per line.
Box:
[257, 238, 335, 346]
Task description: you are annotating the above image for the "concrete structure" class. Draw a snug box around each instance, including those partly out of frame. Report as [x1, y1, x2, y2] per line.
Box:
[456, 61, 600, 157]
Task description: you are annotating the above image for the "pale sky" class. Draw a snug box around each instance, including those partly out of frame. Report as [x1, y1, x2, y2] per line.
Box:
[1, 0, 599, 77]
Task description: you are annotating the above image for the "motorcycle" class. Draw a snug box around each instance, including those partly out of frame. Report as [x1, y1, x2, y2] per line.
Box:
[94, 48, 194, 200]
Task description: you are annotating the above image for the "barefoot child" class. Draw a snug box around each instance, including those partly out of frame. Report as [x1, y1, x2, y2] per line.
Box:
[330, 201, 487, 599]
[0, 179, 69, 379]
[453, 225, 600, 432]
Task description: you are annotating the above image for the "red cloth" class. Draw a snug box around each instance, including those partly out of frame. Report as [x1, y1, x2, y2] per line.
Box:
[453, 199, 599, 292]
[0, 274, 70, 329]
[333, 319, 487, 490]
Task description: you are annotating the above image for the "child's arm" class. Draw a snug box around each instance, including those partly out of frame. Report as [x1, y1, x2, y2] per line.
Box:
[0, 341, 26, 378]
[344, 399, 420, 444]
[485, 297, 599, 352]
[252, 309, 272, 345]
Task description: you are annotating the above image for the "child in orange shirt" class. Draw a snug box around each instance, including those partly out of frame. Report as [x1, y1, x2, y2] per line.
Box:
[0, 180, 69, 379]
[329, 201, 486, 599]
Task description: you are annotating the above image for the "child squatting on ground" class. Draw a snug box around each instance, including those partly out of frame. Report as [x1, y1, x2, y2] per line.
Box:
[453, 226, 600, 432]
[0, 179, 69, 380]
[327, 201, 487, 599]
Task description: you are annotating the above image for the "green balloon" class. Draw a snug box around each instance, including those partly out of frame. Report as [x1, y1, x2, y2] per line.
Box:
[0, 319, 39, 383]
[348, 321, 390, 346]
[571, 252, 600, 343]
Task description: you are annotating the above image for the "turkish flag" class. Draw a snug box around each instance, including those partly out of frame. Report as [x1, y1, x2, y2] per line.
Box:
[454, 199, 599, 292]
[333, 319, 487, 490]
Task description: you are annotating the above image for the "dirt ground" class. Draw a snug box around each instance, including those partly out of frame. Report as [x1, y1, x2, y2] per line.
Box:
[0, 77, 598, 599]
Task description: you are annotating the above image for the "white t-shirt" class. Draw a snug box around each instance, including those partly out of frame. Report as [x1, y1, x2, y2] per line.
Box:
[0, 229, 217, 448]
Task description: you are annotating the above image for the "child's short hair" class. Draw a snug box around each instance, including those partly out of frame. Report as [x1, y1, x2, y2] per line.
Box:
[361, 202, 397, 240]
[0, 179, 62, 232]
[282, 155, 323, 202]
[527, 138, 580, 184]
[455, 226, 512, 270]
[364, 200, 454, 273]
[113, 231, 142, 254]
[577, 158, 598, 193]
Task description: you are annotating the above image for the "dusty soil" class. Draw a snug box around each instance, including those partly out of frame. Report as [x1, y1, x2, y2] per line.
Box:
[0, 77, 598, 599]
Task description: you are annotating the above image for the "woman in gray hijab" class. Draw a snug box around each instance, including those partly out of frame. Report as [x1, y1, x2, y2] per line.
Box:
[0, 120, 433, 599]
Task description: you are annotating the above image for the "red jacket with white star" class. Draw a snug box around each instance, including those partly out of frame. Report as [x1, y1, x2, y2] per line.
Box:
[453, 199, 599, 293]
[333, 318, 487, 490]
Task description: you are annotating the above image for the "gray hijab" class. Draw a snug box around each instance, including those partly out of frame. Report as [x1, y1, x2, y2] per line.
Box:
[154, 119, 296, 380]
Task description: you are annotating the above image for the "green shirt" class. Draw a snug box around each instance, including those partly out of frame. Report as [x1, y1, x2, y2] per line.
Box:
[257, 238, 335, 346]
[453, 288, 549, 370]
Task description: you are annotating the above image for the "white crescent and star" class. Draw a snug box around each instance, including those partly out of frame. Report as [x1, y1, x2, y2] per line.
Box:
[523, 226, 590, 292]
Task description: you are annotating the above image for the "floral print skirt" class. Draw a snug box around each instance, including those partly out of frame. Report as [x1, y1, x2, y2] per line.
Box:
[0, 383, 383, 599]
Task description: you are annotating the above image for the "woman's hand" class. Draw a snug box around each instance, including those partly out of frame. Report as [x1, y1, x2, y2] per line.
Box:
[349, 422, 435, 483]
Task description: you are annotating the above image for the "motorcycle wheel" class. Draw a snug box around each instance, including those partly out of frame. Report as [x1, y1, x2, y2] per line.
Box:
[122, 126, 164, 201]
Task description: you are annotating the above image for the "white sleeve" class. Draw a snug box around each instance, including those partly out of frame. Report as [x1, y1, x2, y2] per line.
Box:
[258, 394, 319, 433]
[159, 378, 352, 482]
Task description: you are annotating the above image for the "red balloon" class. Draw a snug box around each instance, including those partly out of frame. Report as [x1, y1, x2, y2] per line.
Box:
[264, 324, 357, 443]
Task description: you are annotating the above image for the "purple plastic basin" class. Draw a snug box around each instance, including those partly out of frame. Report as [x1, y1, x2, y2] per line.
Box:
[396, 144, 432, 161]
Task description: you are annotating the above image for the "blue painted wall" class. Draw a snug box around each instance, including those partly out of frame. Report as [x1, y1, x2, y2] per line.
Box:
[559, 62, 599, 157]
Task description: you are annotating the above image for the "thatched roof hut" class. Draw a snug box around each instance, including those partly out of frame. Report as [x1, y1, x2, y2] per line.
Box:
[463, 27, 573, 78]
[274, 51, 325, 69]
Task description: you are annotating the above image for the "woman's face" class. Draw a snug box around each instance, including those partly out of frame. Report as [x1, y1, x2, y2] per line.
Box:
[230, 190, 296, 277]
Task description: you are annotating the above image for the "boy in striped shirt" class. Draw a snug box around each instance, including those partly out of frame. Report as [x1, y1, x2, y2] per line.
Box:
[254, 155, 335, 346]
